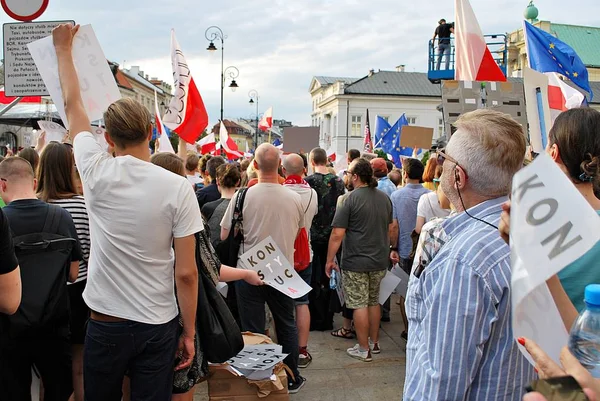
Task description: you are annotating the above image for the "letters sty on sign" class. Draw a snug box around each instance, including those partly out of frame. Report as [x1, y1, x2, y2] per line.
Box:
[239, 236, 311, 299]
[511, 154, 600, 364]
[27, 25, 121, 129]
[37, 120, 66, 143]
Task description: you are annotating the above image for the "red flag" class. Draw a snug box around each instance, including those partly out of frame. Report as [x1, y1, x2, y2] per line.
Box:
[363, 109, 373, 153]
[197, 133, 216, 154]
[455, 0, 506, 82]
[258, 107, 273, 132]
[163, 30, 209, 143]
[219, 122, 243, 160]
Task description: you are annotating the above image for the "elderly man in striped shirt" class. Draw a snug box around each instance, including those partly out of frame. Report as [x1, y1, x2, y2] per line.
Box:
[404, 109, 536, 401]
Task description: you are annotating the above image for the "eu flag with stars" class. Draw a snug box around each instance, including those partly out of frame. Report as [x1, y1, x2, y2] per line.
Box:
[524, 21, 592, 99]
[374, 116, 391, 148]
[378, 114, 413, 167]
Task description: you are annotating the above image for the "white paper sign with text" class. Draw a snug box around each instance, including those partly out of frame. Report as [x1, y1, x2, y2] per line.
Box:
[37, 120, 66, 143]
[379, 270, 402, 305]
[27, 24, 121, 128]
[239, 236, 312, 299]
[511, 155, 600, 364]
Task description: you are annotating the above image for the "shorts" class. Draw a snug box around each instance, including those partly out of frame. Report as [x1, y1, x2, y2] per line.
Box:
[341, 270, 386, 309]
[68, 280, 89, 345]
[294, 263, 312, 306]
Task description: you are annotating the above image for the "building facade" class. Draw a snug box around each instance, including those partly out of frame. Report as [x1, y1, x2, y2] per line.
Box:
[122, 66, 173, 117]
[310, 69, 444, 155]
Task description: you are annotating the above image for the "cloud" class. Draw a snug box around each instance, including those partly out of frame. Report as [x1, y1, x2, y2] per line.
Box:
[1, 0, 598, 127]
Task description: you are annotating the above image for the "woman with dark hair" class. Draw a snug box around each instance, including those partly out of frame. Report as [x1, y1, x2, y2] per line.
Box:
[36, 142, 89, 401]
[18, 147, 40, 174]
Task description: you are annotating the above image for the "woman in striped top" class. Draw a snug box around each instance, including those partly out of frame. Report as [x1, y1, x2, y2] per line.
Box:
[37, 142, 90, 401]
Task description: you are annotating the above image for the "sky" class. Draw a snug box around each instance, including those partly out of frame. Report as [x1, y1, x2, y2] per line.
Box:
[1, 0, 599, 127]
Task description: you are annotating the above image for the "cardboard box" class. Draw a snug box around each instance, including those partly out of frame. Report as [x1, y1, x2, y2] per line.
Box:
[208, 364, 289, 401]
[208, 333, 289, 401]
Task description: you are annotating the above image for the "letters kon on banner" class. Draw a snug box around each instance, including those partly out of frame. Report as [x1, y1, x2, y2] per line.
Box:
[511, 154, 600, 365]
[240, 236, 311, 299]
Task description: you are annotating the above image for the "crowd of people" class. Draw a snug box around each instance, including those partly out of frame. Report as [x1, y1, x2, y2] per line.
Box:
[0, 23, 600, 401]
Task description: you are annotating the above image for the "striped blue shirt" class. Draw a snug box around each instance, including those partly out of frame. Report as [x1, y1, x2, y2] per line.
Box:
[404, 197, 535, 401]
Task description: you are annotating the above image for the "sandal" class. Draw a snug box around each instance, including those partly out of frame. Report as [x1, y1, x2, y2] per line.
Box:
[331, 327, 355, 339]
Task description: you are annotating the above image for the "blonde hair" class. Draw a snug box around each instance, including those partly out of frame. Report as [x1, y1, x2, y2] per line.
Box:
[103, 98, 151, 148]
[449, 109, 526, 197]
[246, 159, 258, 180]
[150, 153, 185, 177]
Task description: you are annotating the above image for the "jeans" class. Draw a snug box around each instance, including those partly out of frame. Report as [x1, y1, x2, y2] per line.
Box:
[436, 42, 451, 70]
[236, 281, 300, 378]
[0, 325, 72, 401]
[83, 317, 179, 401]
[294, 263, 312, 306]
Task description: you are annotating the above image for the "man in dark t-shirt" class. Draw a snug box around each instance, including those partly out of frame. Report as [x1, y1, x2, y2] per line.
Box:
[433, 18, 454, 70]
[196, 156, 226, 208]
[0, 157, 81, 401]
[0, 208, 20, 316]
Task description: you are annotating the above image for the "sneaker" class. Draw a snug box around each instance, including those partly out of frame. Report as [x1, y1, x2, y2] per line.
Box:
[346, 344, 372, 362]
[369, 340, 381, 354]
[288, 374, 306, 394]
[298, 350, 312, 368]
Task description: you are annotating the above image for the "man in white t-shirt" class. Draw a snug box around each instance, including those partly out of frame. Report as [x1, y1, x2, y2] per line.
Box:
[220, 144, 307, 394]
[282, 154, 318, 368]
[53, 24, 201, 401]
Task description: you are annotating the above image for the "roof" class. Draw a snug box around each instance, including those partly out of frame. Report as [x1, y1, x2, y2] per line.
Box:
[122, 69, 164, 94]
[115, 69, 134, 90]
[550, 23, 600, 68]
[314, 76, 358, 86]
[211, 119, 252, 135]
[344, 71, 441, 97]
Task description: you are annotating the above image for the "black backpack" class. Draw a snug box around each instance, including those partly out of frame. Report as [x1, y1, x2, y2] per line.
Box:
[5, 205, 76, 337]
[215, 188, 248, 267]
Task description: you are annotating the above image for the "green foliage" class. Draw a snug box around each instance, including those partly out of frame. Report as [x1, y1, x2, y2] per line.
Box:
[374, 149, 389, 160]
[150, 132, 179, 152]
[421, 151, 430, 165]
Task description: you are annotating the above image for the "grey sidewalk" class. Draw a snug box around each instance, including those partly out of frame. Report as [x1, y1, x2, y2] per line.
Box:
[194, 294, 406, 400]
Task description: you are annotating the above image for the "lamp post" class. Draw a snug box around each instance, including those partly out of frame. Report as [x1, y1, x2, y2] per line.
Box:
[248, 90, 259, 149]
[205, 26, 240, 122]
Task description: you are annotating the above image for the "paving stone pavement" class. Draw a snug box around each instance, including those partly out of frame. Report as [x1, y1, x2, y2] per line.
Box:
[194, 294, 406, 401]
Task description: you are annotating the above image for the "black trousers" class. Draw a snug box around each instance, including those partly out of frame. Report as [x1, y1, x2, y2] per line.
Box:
[308, 242, 335, 331]
[0, 326, 73, 401]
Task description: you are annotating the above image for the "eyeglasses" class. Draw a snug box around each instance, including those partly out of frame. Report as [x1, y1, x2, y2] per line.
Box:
[437, 148, 468, 179]
[344, 170, 354, 176]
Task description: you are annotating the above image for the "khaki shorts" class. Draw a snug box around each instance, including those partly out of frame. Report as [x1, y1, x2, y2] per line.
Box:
[342, 270, 386, 309]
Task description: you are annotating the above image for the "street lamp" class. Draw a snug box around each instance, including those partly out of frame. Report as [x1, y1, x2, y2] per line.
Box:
[205, 26, 240, 122]
[249, 90, 259, 149]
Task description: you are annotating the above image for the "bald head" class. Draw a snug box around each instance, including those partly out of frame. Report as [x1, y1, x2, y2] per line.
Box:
[254, 143, 281, 174]
[282, 154, 305, 177]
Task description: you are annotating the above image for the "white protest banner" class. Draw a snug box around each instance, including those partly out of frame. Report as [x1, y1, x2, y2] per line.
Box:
[91, 126, 109, 152]
[239, 236, 311, 299]
[379, 270, 402, 305]
[391, 263, 410, 298]
[227, 346, 287, 372]
[37, 120, 66, 143]
[523, 67, 552, 154]
[511, 154, 600, 364]
[27, 24, 121, 129]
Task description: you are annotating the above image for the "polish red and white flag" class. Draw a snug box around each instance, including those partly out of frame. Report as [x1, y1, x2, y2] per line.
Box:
[258, 107, 273, 132]
[219, 122, 243, 160]
[546, 72, 585, 121]
[197, 133, 217, 154]
[455, 0, 506, 82]
[163, 30, 209, 143]
[154, 91, 175, 154]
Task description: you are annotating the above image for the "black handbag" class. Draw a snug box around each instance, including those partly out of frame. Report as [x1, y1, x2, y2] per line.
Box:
[196, 233, 244, 363]
[215, 188, 248, 267]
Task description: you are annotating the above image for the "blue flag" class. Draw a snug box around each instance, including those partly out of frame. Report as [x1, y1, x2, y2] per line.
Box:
[382, 115, 413, 167]
[374, 116, 391, 148]
[273, 138, 282, 147]
[524, 21, 592, 99]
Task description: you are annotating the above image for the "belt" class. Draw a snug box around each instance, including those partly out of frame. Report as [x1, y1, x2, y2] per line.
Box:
[90, 310, 128, 322]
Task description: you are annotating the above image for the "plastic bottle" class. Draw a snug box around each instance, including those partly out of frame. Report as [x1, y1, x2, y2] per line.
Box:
[568, 284, 600, 378]
[329, 270, 338, 290]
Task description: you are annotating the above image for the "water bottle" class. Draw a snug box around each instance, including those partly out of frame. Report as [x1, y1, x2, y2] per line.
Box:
[568, 284, 600, 378]
[329, 270, 338, 290]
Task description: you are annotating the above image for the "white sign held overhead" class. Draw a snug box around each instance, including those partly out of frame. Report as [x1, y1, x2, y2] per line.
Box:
[27, 24, 121, 129]
[511, 155, 600, 365]
[37, 120, 66, 143]
[239, 236, 312, 299]
[3, 21, 73, 96]
[1, 0, 48, 22]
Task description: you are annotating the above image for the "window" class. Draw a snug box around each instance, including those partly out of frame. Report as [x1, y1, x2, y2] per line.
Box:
[333, 115, 338, 137]
[351, 115, 362, 137]
[438, 118, 444, 138]
[407, 116, 417, 125]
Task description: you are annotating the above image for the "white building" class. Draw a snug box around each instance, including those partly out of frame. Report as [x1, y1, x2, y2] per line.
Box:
[309, 68, 445, 155]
